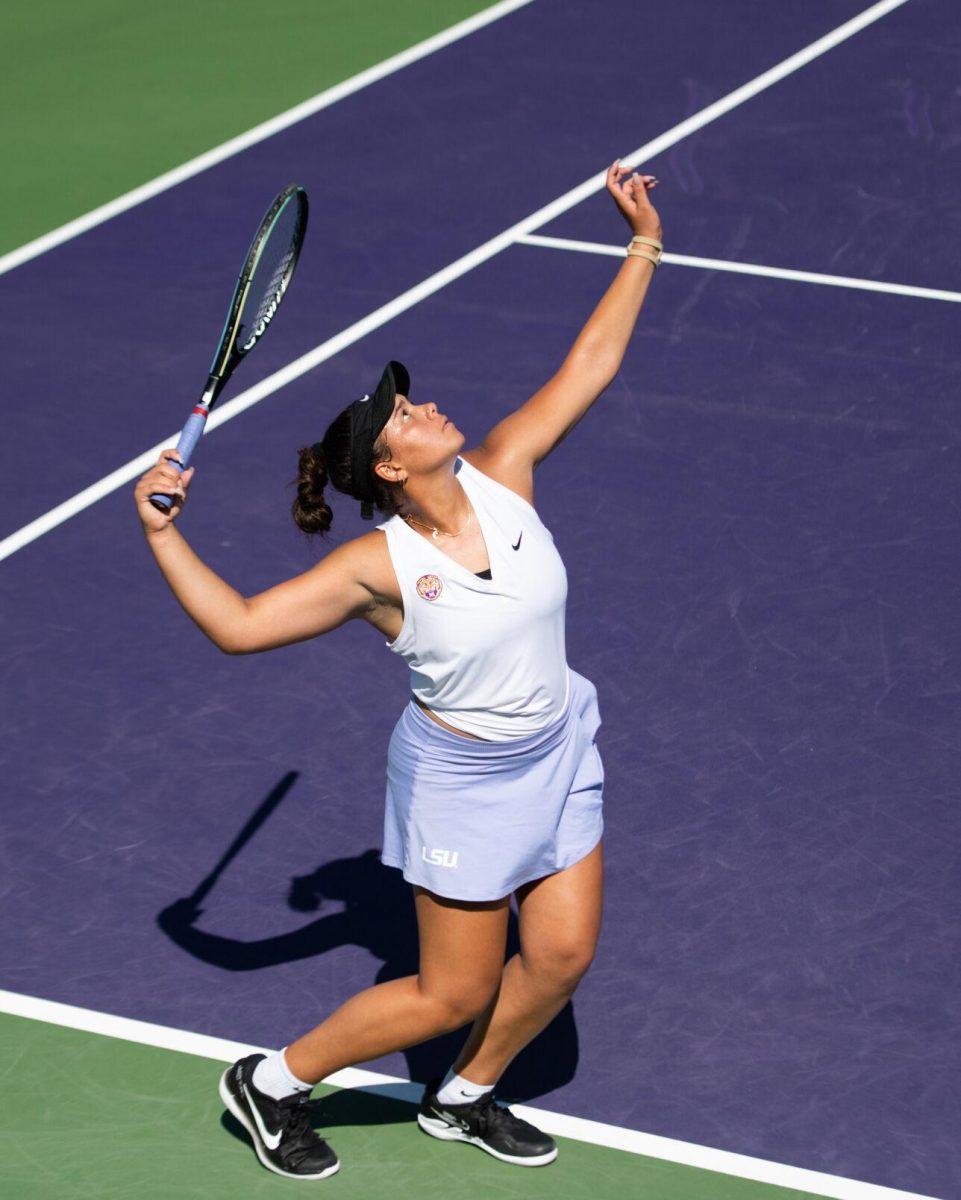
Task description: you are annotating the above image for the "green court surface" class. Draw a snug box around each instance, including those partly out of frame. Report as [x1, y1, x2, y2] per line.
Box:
[0, 1013, 830, 1200]
[1, 0, 494, 255]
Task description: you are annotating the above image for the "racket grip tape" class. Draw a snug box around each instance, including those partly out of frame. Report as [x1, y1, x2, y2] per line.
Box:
[148, 405, 209, 511]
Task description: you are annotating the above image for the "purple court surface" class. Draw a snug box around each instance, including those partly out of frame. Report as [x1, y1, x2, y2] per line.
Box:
[2, 3, 958, 1197]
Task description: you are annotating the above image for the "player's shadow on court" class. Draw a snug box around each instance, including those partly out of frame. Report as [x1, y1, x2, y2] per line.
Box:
[157, 772, 580, 1103]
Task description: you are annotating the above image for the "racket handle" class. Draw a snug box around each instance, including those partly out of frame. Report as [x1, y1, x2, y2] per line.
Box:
[149, 392, 214, 511]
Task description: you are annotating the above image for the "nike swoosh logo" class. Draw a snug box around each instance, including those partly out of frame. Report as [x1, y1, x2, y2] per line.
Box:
[242, 1082, 283, 1150]
[512, 531, 523, 550]
[431, 1104, 470, 1131]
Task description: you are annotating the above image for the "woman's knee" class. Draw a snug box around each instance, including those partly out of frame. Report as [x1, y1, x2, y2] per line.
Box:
[514, 842, 603, 993]
[418, 973, 501, 1029]
[523, 939, 596, 993]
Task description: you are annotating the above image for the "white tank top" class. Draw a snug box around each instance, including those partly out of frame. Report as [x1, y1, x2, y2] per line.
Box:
[376, 455, 570, 740]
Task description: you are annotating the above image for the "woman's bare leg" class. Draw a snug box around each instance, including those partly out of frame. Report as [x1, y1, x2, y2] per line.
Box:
[284, 887, 510, 1083]
[451, 840, 604, 1085]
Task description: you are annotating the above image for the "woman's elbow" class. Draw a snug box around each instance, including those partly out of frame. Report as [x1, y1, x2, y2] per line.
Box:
[215, 627, 256, 655]
[221, 638, 263, 656]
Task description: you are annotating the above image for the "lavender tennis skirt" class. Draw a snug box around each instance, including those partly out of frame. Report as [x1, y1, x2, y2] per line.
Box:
[382, 667, 604, 901]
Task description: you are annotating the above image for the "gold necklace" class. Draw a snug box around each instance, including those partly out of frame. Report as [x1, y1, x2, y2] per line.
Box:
[403, 507, 473, 540]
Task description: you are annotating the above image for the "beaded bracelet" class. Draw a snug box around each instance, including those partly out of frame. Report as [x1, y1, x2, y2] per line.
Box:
[626, 233, 663, 269]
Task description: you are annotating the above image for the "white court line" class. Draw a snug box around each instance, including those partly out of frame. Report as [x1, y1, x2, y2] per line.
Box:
[0, 0, 534, 278]
[0, 0, 911, 565]
[518, 233, 961, 304]
[0, 988, 936, 1200]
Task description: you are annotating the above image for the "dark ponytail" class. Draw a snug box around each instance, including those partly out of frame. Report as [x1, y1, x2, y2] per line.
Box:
[291, 406, 404, 538]
[292, 442, 334, 536]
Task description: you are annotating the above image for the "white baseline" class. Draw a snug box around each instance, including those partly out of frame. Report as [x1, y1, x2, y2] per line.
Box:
[0, 988, 937, 1200]
[0, 0, 912, 565]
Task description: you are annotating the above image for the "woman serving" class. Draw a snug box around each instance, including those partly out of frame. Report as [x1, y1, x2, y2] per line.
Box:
[135, 161, 662, 1182]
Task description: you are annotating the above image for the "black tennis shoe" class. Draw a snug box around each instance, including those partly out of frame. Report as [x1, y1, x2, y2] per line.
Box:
[417, 1076, 558, 1166]
[219, 1053, 340, 1181]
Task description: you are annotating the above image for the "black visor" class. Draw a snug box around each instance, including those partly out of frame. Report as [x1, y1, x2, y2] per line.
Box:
[316, 361, 410, 520]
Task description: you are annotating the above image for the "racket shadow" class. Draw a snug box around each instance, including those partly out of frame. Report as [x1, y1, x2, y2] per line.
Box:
[157, 775, 581, 1103]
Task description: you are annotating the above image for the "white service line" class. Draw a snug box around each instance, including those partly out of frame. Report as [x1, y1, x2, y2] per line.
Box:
[0, 0, 911, 564]
[0, 0, 535, 278]
[518, 233, 961, 304]
[0, 988, 936, 1200]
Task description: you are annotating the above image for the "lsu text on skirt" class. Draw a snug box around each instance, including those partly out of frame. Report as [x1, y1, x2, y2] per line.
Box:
[382, 666, 604, 901]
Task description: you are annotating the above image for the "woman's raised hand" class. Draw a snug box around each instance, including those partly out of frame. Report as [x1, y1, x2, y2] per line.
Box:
[606, 161, 662, 241]
[134, 449, 195, 534]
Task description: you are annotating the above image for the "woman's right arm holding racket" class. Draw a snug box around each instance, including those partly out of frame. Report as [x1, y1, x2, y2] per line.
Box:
[135, 449, 372, 653]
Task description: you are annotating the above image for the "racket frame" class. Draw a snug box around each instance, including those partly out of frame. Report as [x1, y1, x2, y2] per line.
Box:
[149, 184, 308, 510]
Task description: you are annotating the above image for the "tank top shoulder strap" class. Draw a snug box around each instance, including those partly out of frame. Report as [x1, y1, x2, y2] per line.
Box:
[456, 454, 538, 519]
[375, 513, 414, 574]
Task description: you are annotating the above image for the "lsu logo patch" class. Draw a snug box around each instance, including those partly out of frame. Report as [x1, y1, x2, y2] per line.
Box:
[416, 573, 444, 601]
[422, 846, 459, 868]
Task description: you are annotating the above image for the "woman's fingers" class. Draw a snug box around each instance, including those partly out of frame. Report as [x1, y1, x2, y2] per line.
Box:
[609, 161, 632, 191]
[149, 449, 192, 490]
[608, 162, 659, 205]
[609, 160, 657, 179]
[606, 162, 622, 201]
[607, 162, 634, 213]
[135, 449, 193, 530]
[138, 460, 187, 496]
[605, 158, 664, 241]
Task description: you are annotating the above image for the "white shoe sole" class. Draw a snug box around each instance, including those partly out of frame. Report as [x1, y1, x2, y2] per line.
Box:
[219, 1069, 341, 1181]
[417, 1112, 558, 1166]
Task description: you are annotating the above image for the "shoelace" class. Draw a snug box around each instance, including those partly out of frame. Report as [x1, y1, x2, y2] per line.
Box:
[470, 1092, 525, 1137]
[276, 1092, 322, 1150]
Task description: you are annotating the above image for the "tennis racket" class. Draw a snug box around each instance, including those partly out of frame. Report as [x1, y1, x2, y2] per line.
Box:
[149, 183, 309, 511]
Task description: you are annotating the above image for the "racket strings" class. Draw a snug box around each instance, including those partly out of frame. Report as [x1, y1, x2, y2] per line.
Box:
[252, 250, 295, 321]
[237, 200, 304, 352]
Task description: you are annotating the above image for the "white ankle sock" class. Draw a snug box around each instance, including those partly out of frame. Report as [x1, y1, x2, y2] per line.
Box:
[436, 1067, 496, 1106]
[251, 1047, 314, 1101]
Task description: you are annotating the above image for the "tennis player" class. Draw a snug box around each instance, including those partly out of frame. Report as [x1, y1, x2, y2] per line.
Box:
[135, 162, 662, 1181]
